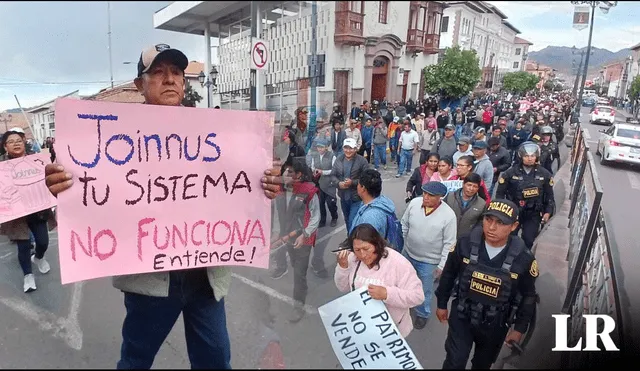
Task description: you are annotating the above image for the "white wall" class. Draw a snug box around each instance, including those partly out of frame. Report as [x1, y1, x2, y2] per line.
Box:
[364, 1, 410, 38]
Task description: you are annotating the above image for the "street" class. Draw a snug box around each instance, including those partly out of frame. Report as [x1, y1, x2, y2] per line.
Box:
[578, 106, 640, 326]
[0, 153, 451, 369]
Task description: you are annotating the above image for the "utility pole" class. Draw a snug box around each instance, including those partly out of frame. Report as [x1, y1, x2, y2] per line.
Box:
[572, 49, 584, 97]
[107, 1, 114, 88]
[571, 1, 618, 118]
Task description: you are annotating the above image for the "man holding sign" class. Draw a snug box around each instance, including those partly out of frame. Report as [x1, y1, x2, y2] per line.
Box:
[45, 44, 283, 369]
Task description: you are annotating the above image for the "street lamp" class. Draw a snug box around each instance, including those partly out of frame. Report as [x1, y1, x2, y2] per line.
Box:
[198, 66, 219, 108]
[570, 1, 618, 118]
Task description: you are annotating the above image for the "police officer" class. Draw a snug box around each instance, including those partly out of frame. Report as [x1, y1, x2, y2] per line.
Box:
[538, 126, 560, 174]
[495, 142, 555, 250]
[435, 199, 538, 369]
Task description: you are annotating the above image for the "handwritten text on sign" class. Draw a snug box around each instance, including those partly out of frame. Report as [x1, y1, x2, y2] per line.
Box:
[54, 99, 274, 284]
[318, 287, 422, 370]
[0, 153, 57, 224]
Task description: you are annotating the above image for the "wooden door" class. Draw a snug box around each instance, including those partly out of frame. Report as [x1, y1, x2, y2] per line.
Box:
[402, 70, 410, 102]
[334, 71, 349, 116]
[371, 74, 387, 102]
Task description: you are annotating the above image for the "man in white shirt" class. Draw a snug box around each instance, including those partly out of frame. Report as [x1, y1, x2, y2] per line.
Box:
[396, 119, 420, 178]
[452, 136, 474, 164]
[345, 119, 363, 151]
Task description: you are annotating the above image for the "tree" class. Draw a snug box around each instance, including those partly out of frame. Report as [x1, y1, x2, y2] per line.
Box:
[502, 71, 540, 95]
[629, 75, 640, 102]
[182, 81, 203, 107]
[423, 46, 482, 99]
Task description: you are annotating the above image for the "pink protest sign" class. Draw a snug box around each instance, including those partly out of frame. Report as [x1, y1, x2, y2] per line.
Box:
[0, 153, 57, 224]
[54, 98, 274, 284]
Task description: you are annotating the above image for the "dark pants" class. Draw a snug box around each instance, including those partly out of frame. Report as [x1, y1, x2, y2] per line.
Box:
[512, 212, 542, 250]
[16, 219, 49, 275]
[274, 244, 312, 305]
[311, 236, 328, 273]
[443, 301, 509, 369]
[420, 149, 430, 164]
[318, 190, 338, 224]
[340, 198, 362, 233]
[358, 144, 372, 163]
[117, 270, 231, 369]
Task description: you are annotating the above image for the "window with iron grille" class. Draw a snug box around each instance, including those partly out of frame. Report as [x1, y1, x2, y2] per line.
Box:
[379, 1, 388, 24]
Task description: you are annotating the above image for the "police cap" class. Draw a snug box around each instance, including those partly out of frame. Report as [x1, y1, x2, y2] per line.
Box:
[484, 199, 519, 224]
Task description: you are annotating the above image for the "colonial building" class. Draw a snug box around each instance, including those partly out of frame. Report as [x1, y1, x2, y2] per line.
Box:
[153, 1, 446, 118]
[438, 1, 530, 91]
[525, 61, 554, 92]
[27, 90, 79, 142]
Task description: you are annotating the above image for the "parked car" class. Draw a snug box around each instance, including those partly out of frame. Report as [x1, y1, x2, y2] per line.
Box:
[589, 105, 615, 125]
[596, 123, 640, 166]
[625, 117, 640, 125]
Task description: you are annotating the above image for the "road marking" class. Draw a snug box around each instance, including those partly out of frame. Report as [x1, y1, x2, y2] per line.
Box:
[231, 273, 317, 315]
[0, 281, 84, 350]
[627, 172, 640, 191]
[270, 224, 346, 255]
[0, 251, 14, 260]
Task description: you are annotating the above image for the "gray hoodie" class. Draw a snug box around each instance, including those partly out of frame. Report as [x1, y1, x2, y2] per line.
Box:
[474, 154, 494, 190]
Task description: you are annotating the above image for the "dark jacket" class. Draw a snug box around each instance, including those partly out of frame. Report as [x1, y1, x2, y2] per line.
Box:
[330, 153, 369, 202]
[488, 146, 512, 184]
[443, 190, 486, 238]
[406, 166, 425, 198]
[330, 129, 347, 153]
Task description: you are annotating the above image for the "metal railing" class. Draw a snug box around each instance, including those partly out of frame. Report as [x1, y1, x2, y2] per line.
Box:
[561, 124, 630, 366]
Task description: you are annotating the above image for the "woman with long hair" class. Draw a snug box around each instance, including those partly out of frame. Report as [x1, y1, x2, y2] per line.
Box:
[430, 156, 457, 182]
[405, 152, 439, 201]
[335, 224, 424, 337]
[0, 130, 56, 293]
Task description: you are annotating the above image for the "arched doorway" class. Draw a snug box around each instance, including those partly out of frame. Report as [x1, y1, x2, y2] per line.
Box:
[371, 56, 389, 102]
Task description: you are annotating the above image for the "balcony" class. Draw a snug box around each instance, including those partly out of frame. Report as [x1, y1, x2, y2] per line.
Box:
[334, 10, 365, 46]
[406, 29, 426, 54]
[424, 34, 440, 54]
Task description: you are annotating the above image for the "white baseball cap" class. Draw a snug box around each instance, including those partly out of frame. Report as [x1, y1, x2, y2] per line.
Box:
[343, 138, 358, 149]
[8, 127, 25, 134]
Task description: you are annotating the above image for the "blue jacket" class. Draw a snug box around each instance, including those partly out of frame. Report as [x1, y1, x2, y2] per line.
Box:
[361, 125, 374, 146]
[350, 195, 396, 236]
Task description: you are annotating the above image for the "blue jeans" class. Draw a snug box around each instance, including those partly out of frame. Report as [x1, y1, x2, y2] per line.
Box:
[117, 270, 231, 369]
[340, 198, 362, 233]
[389, 137, 398, 162]
[373, 143, 387, 168]
[402, 250, 437, 319]
[397, 149, 413, 176]
[16, 218, 49, 275]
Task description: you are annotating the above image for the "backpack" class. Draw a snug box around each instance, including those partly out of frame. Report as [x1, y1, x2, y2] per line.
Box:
[385, 212, 404, 253]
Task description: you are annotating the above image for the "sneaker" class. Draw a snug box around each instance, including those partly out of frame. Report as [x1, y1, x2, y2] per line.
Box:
[270, 267, 288, 280]
[289, 306, 305, 323]
[330, 219, 338, 227]
[23, 274, 37, 293]
[31, 255, 51, 274]
[395, 174, 402, 178]
[414, 316, 429, 330]
[383, 165, 387, 170]
[318, 221, 326, 228]
[313, 268, 329, 279]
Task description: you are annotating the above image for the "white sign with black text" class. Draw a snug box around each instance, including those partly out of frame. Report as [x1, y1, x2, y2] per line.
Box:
[318, 286, 422, 370]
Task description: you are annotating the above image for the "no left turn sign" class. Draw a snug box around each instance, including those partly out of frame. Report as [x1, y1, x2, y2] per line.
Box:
[251, 39, 268, 70]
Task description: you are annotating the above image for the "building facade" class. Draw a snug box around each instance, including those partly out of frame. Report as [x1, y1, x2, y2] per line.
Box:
[27, 90, 79, 142]
[525, 61, 554, 92]
[438, 1, 530, 91]
[154, 1, 446, 120]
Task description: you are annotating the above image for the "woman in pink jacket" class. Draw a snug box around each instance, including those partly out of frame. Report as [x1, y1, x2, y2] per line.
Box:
[335, 224, 425, 337]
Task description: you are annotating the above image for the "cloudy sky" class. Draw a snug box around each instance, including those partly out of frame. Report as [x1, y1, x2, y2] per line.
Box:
[1, 1, 639, 111]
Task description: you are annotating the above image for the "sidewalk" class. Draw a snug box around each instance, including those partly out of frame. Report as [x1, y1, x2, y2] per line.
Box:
[499, 150, 573, 369]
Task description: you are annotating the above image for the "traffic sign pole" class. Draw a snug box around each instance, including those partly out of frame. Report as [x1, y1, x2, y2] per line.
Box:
[250, 1, 258, 111]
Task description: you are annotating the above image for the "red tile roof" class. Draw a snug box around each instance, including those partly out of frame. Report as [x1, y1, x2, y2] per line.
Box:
[514, 36, 533, 45]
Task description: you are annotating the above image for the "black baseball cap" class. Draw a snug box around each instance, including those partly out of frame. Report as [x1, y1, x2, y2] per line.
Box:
[137, 44, 188, 77]
[484, 199, 519, 224]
